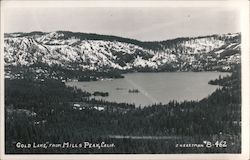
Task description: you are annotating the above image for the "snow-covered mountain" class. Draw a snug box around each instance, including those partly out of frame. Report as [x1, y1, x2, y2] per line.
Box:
[4, 31, 241, 79]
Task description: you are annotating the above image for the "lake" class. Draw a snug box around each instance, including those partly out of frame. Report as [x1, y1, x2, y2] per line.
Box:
[66, 72, 230, 107]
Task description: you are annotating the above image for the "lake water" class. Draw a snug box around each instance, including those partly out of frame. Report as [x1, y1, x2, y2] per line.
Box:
[66, 72, 230, 107]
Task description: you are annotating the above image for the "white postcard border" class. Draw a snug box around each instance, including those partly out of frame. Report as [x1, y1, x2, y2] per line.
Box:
[0, 1, 249, 160]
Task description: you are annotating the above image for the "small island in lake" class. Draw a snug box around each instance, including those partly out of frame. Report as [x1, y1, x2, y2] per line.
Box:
[93, 91, 109, 97]
[128, 89, 140, 93]
[116, 87, 125, 90]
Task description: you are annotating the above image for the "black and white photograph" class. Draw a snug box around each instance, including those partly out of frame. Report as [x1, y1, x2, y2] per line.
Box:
[0, 0, 249, 159]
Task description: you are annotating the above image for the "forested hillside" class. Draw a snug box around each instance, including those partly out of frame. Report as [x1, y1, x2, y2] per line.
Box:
[5, 65, 241, 153]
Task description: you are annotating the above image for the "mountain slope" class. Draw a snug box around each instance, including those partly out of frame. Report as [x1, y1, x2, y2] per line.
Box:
[4, 31, 241, 80]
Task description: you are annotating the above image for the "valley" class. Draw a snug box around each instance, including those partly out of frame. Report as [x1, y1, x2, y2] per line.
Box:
[4, 31, 241, 154]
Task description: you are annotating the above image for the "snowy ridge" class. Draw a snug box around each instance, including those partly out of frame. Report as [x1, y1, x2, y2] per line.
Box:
[4, 31, 241, 72]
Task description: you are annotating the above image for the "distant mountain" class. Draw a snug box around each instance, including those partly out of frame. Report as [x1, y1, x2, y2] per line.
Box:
[4, 31, 241, 80]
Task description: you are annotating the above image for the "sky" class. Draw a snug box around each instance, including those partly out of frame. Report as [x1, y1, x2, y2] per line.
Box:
[4, 7, 240, 41]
